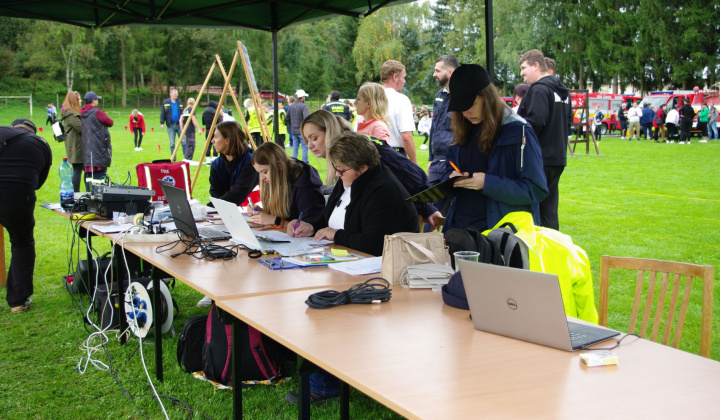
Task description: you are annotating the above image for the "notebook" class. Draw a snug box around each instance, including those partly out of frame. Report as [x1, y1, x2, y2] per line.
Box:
[458, 260, 620, 351]
[160, 181, 231, 241]
[209, 197, 271, 252]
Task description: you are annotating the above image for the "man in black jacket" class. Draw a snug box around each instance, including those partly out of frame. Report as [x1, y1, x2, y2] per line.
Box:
[160, 88, 184, 160]
[202, 101, 219, 158]
[517, 49, 570, 231]
[678, 98, 695, 144]
[0, 118, 52, 313]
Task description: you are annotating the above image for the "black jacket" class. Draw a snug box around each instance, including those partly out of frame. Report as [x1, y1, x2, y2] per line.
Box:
[0, 127, 52, 195]
[679, 104, 695, 124]
[209, 152, 259, 206]
[517, 76, 571, 167]
[160, 97, 184, 125]
[203, 101, 219, 130]
[312, 164, 419, 256]
[288, 160, 325, 226]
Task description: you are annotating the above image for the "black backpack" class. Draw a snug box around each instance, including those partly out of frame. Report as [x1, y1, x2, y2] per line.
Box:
[202, 302, 287, 385]
[444, 226, 502, 270]
[177, 314, 208, 374]
[485, 223, 530, 270]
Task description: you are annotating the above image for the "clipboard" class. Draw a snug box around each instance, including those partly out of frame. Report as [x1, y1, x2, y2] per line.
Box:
[405, 175, 470, 203]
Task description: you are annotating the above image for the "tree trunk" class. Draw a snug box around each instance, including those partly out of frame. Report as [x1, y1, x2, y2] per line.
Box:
[120, 35, 127, 108]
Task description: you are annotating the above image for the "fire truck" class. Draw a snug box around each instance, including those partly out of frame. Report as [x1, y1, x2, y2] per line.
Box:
[571, 92, 642, 135]
[642, 88, 720, 133]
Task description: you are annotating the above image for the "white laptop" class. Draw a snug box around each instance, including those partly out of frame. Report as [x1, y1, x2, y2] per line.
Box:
[209, 197, 270, 252]
[458, 260, 620, 351]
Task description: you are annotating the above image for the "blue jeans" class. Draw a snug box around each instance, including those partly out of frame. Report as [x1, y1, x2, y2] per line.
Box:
[291, 133, 308, 163]
[709, 122, 718, 140]
[309, 372, 340, 397]
[166, 124, 181, 159]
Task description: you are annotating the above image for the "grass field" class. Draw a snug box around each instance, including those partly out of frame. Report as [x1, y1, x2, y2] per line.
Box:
[1, 104, 719, 419]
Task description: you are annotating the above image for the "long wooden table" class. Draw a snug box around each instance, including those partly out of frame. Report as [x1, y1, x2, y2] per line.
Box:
[218, 287, 720, 419]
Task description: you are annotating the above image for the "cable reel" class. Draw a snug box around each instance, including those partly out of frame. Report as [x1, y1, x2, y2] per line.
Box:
[124, 282, 153, 338]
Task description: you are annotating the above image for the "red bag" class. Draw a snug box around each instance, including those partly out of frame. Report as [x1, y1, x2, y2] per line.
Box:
[136, 160, 192, 203]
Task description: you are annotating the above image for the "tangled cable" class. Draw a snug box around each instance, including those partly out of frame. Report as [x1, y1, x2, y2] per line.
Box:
[305, 277, 392, 309]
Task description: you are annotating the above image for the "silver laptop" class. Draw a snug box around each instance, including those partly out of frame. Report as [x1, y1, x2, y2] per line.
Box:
[458, 260, 620, 351]
[209, 197, 273, 252]
[160, 181, 231, 241]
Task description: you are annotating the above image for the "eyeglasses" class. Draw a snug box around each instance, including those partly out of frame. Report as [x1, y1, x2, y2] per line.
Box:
[332, 163, 351, 176]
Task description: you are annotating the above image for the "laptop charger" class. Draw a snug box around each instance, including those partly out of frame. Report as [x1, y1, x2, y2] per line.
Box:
[204, 247, 235, 259]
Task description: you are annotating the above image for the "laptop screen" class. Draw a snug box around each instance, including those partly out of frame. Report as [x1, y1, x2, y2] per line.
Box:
[160, 181, 199, 240]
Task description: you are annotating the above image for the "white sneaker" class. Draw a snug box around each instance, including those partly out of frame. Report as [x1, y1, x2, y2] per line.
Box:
[668, 140, 675, 143]
[134, 147, 139, 151]
[197, 296, 213, 308]
[419, 144, 428, 150]
[138, 147, 143, 151]
[699, 140, 707, 143]
[285, 143, 291, 149]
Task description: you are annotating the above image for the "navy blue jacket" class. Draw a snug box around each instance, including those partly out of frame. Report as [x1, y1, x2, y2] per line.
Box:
[428, 88, 453, 183]
[313, 164, 419, 256]
[288, 160, 325, 226]
[442, 111, 548, 231]
[640, 106, 654, 124]
[208, 152, 259, 206]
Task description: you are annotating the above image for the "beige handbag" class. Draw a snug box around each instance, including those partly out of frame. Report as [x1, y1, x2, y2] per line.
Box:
[381, 232, 451, 284]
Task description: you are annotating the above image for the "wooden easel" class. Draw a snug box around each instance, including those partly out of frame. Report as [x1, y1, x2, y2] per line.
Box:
[238, 41, 272, 145]
[568, 89, 600, 156]
[170, 63, 217, 163]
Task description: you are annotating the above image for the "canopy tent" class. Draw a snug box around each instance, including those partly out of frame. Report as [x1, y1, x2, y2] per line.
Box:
[0, 0, 495, 134]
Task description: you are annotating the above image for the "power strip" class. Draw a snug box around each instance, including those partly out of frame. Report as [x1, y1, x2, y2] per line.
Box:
[118, 232, 181, 243]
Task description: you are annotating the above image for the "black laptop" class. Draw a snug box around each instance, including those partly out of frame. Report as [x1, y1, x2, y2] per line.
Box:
[160, 181, 231, 241]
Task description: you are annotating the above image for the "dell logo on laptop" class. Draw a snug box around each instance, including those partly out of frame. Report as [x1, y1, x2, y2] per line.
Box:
[507, 298, 518, 310]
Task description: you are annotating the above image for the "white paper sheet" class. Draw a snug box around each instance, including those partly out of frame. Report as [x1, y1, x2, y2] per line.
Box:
[328, 257, 383, 276]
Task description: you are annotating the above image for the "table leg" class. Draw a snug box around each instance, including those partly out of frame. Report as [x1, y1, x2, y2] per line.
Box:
[340, 382, 349, 420]
[152, 267, 163, 382]
[113, 245, 127, 346]
[232, 318, 243, 419]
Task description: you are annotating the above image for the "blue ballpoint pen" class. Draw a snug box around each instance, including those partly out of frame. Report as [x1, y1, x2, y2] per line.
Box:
[293, 212, 303, 237]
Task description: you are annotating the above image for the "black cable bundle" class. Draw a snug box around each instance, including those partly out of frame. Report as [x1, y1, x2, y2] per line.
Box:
[305, 278, 392, 309]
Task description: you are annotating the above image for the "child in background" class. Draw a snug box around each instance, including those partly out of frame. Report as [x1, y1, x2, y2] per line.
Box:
[180, 98, 199, 160]
[418, 111, 432, 149]
[129, 109, 146, 151]
[355, 82, 391, 143]
[46, 104, 57, 125]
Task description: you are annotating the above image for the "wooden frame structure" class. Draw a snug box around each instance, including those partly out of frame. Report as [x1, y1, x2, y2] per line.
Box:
[568, 89, 600, 156]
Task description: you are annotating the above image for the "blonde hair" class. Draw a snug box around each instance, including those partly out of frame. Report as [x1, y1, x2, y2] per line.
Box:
[187, 97, 196, 106]
[251, 142, 302, 220]
[357, 82, 389, 126]
[62, 91, 81, 114]
[301, 110, 353, 185]
[131, 109, 139, 117]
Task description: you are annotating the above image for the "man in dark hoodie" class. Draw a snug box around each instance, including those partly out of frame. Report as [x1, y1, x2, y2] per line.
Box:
[202, 101, 219, 158]
[81, 91, 113, 190]
[517, 49, 570, 231]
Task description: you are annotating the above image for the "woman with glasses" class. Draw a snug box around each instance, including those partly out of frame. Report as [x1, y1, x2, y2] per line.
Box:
[247, 142, 324, 228]
[288, 131, 418, 256]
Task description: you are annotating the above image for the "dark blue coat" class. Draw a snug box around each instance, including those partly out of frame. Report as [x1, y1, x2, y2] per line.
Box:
[428, 88, 453, 184]
[442, 111, 548, 231]
[208, 152, 259, 206]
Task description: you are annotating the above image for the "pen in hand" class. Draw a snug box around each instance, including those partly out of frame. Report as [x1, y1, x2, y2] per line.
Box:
[449, 160, 462, 174]
[293, 212, 303, 238]
[247, 197, 258, 215]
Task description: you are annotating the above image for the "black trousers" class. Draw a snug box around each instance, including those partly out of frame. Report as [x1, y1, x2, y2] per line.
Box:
[0, 189, 36, 307]
[679, 121, 692, 142]
[133, 128, 143, 148]
[71, 163, 84, 192]
[540, 165, 564, 231]
[275, 133, 286, 147]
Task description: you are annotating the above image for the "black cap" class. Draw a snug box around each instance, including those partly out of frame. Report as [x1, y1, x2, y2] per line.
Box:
[330, 90, 341, 101]
[447, 64, 492, 112]
[441, 271, 469, 310]
[11, 118, 37, 134]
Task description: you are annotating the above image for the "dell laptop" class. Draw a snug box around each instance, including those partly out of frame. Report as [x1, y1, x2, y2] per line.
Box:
[458, 260, 620, 351]
[160, 181, 231, 241]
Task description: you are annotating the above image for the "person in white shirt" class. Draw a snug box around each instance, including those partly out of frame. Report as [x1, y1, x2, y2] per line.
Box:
[381, 60, 418, 163]
[627, 101, 642, 140]
[664, 106, 679, 143]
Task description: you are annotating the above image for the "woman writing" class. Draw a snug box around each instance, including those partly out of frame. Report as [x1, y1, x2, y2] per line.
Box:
[355, 82, 391, 142]
[301, 110, 442, 227]
[441, 64, 548, 231]
[61, 91, 84, 192]
[289, 131, 418, 256]
[248, 142, 324, 228]
[208, 121, 259, 206]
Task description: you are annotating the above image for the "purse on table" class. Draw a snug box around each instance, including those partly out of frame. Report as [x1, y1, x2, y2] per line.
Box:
[381, 232, 451, 285]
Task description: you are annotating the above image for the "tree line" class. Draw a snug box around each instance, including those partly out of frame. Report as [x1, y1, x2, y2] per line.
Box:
[0, 0, 717, 108]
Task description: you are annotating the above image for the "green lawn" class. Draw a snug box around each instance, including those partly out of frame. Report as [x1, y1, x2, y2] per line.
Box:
[1, 105, 719, 419]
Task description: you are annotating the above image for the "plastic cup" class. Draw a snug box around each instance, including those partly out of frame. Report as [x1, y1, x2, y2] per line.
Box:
[454, 251, 480, 271]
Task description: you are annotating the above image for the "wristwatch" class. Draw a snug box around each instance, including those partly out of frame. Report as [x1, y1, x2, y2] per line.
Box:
[274, 216, 282, 226]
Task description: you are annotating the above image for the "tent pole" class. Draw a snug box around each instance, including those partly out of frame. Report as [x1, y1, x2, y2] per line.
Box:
[272, 3, 280, 142]
[485, 0, 494, 82]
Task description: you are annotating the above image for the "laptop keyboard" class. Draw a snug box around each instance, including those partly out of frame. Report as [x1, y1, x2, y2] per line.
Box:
[198, 226, 230, 240]
[570, 332, 587, 341]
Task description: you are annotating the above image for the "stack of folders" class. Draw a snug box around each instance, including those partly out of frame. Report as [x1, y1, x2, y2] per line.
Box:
[282, 248, 360, 267]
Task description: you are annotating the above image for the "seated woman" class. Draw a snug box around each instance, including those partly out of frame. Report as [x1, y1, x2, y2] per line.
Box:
[442, 64, 548, 231]
[248, 142, 324, 228]
[355, 82, 391, 143]
[208, 121, 259, 206]
[288, 131, 418, 256]
[301, 110, 442, 227]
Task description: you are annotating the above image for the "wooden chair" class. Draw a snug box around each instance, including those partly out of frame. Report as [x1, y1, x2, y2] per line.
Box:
[599, 256, 714, 358]
[418, 215, 445, 233]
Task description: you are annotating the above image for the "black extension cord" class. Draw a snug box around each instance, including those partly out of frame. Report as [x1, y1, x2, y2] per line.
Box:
[305, 277, 392, 309]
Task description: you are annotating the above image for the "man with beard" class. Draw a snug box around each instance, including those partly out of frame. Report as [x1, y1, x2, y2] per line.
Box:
[426, 55, 459, 220]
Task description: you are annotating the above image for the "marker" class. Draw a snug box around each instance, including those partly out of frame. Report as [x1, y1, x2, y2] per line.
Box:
[449, 160, 462, 173]
[247, 197, 258, 215]
[293, 212, 303, 238]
